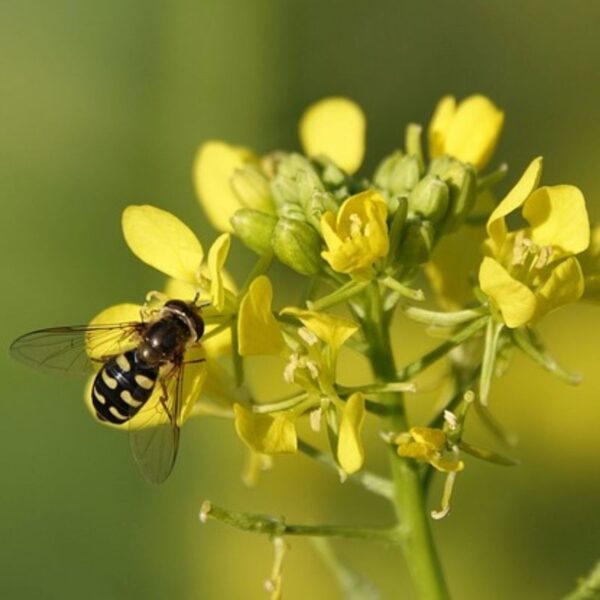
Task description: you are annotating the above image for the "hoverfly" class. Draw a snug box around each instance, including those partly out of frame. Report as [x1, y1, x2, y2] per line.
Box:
[10, 298, 206, 484]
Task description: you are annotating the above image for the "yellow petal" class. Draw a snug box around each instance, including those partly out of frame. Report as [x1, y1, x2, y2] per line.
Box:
[299, 97, 366, 174]
[428, 95, 456, 159]
[444, 95, 504, 170]
[397, 441, 432, 461]
[479, 257, 537, 328]
[523, 185, 590, 256]
[193, 141, 256, 232]
[207, 233, 231, 312]
[487, 157, 543, 249]
[429, 456, 465, 473]
[87, 303, 141, 359]
[238, 276, 285, 356]
[122, 205, 204, 283]
[535, 257, 584, 319]
[337, 393, 366, 474]
[279, 307, 358, 353]
[410, 426, 446, 450]
[233, 404, 297, 454]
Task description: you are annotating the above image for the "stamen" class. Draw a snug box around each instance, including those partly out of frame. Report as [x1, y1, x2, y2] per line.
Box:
[443, 410, 458, 431]
[309, 408, 322, 432]
[431, 471, 458, 520]
[349, 213, 363, 238]
[283, 353, 300, 384]
[535, 245, 552, 269]
[298, 327, 319, 346]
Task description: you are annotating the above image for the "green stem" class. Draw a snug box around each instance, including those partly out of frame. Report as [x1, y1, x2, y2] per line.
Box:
[200, 501, 398, 542]
[562, 561, 600, 600]
[362, 284, 450, 600]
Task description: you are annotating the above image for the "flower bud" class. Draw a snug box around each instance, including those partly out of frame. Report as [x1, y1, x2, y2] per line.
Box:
[271, 218, 322, 275]
[408, 174, 449, 223]
[374, 152, 420, 197]
[428, 156, 476, 232]
[231, 209, 277, 255]
[271, 154, 324, 217]
[396, 219, 435, 266]
[230, 165, 275, 214]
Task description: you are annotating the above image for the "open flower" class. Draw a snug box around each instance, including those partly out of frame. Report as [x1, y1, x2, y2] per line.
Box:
[478, 157, 590, 328]
[321, 190, 389, 278]
[428, 94, 504, 171]
[394, 427, 464, 473]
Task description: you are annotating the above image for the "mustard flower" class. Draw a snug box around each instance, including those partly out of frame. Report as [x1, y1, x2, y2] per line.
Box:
[428, 94, 504, 170]
[321, 189, 389, 278]
[394, 427, 464, 473]
[478, 158, 590, 328]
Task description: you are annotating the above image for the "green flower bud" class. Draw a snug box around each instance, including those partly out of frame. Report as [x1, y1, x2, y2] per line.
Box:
[428, 156, 476, 232]
[231, 209, 277, 255]
[408, 175, 449, 223]
[377, 152, 421, 197]
[271, 218, 322, 275]
[396, 219, 435, 266]
[315, 156, 346, 189]
[271, 154, 324, 213]
[230, 165, 275, 214]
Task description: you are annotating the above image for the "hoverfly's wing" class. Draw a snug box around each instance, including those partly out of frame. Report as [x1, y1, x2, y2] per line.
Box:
[10, 323, 143, 376]
[129, 362, 184, 485]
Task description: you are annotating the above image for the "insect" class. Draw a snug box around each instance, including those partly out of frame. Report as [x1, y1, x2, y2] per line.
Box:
[10, 298, 206, 484]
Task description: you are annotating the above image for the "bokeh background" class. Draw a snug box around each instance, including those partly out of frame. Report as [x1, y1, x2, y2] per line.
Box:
[2, 2, 599, 599]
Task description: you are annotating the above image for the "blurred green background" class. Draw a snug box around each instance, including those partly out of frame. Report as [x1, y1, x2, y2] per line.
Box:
[2, 1, 599, 598]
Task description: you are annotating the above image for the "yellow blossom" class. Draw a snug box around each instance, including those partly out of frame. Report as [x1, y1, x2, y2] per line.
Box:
[279, 307, 358, 355]
[193, 141, 256, 232]
[233, 404, 297, 454]
[238, 276, 285, 356]
[337, 392, 366, 474]
[321, 190, 389, 278]
[395, 427, 463, 473]
[299, 97, 366, 174]
[478, 158, 590, 328]
[428, 94, 504, 170]
[122, 205, 233, 312]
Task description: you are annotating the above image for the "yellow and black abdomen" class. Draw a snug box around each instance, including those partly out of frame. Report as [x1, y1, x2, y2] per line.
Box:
[92, 350, 158, 425]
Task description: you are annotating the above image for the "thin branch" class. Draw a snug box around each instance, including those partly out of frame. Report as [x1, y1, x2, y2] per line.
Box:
[200, 501, 399, 542]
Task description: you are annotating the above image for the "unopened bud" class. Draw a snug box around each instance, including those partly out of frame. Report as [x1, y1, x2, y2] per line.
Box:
[271, 218, 322, 275]
[375, 152, 420, 197]
[231, 209, 277, 255]
[230, 165, 275, 214]
[396, 219, 435, 266]
[408, 174, 449, 223]
[428, 156, 476, 232]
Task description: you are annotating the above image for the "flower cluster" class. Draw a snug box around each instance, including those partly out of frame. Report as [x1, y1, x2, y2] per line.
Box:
[89, 92, 598, 531]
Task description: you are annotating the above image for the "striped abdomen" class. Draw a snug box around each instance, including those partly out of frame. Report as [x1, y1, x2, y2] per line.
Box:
[92, 350, 158, 425]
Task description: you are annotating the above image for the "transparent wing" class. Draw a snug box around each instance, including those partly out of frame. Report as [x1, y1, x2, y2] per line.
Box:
[129, 362, 184, 485]
[10, 323, 143, 376]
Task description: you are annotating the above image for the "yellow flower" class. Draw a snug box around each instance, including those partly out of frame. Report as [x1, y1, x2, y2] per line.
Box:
[395, 427, 463, 473]
[428, 94, 504, 170]
[337, 392, 366, 474]
[321, 190, 389, 278]
[237, 276, 285, 356]
[193, 141, 256, 232]
[233, 404, 297, 454]
[122, 205, 234, 312]
[478, 158, 590, 328]
[299, 97, 366, 174]
[84, 303, 207, 430]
